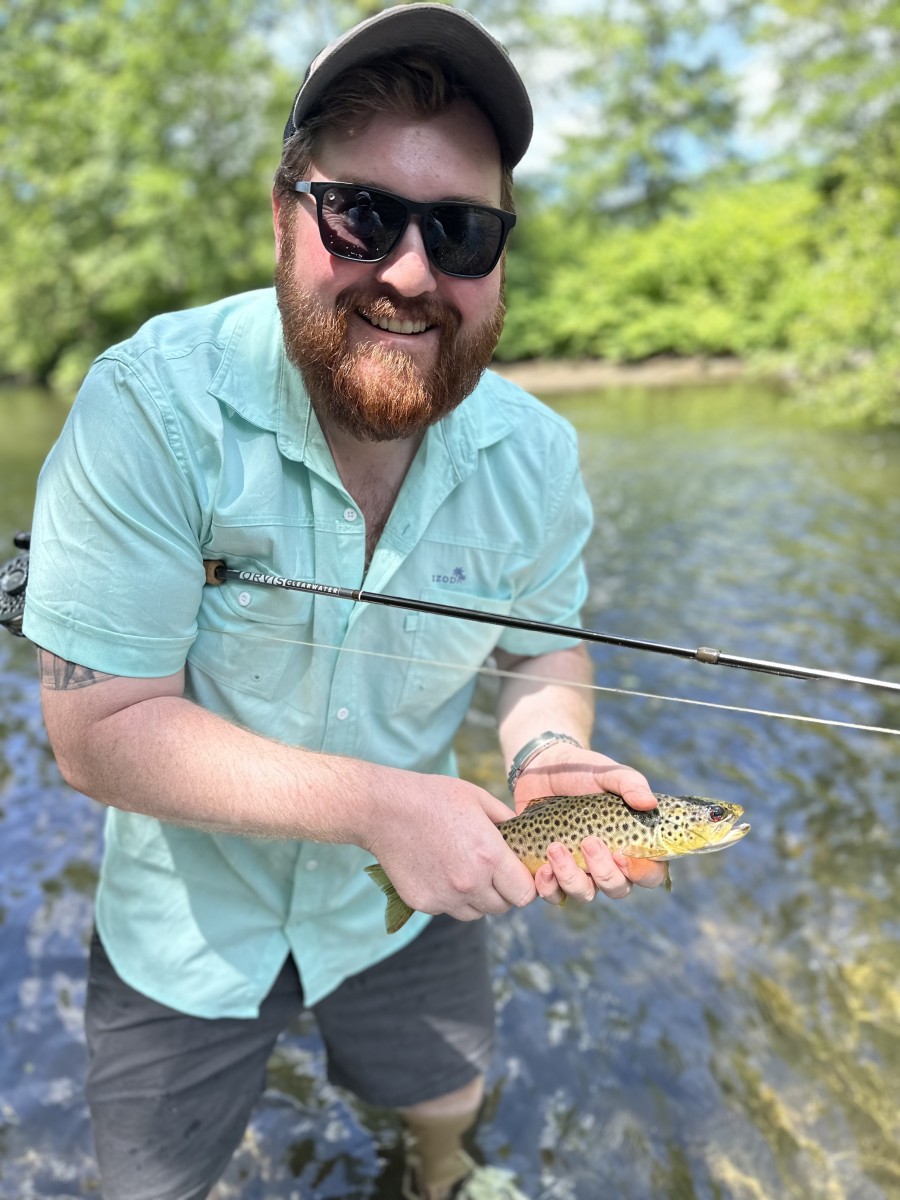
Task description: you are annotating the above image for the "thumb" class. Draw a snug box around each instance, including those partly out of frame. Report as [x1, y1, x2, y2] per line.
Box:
[479, 791, 517, 825]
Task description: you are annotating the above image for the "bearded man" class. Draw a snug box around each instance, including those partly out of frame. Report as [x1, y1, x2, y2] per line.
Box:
[25, 6, 665, 1199]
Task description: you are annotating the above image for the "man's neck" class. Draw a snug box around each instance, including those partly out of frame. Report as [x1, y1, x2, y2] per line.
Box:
[316, 410, 425, 570]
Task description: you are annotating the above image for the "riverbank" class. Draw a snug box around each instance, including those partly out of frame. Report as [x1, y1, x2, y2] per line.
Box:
[491, 354, 745, 394]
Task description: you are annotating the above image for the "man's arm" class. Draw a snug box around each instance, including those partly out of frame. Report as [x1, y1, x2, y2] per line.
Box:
[37, 649, 537, 922]
[495, 642, 668, 902]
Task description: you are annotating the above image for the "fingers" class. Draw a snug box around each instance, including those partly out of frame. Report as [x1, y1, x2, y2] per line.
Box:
[545, 844, 597, 902]
[481, 791, 518, 825]
[580, 837, 634, 899]
[593, 764, 658, 810]
[471, 870, 535, 918]
[538, 837, 670, 906]
[493, 849, 539, 910]
[614, 852, 668, 889]
[534, 862, 566, 905]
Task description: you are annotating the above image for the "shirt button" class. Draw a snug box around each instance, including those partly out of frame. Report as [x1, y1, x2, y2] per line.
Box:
[343, 507, 358, 522]
[306, 859, 318, 871]
[238, 591, 251, 607]
[336, 706, 349, 720]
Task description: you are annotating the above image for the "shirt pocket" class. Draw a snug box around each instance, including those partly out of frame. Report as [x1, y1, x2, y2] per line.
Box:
[396, 587, 513, 713]
[190, 572, 316, 703]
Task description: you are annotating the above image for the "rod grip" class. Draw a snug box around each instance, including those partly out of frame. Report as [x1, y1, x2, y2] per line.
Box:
[204, 560, 226, 586]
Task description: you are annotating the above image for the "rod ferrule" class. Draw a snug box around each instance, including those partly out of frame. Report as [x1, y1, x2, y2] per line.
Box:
[696, 646, 720, 664]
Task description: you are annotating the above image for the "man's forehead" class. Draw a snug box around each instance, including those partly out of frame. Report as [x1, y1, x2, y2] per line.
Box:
[311, 104, 504, 195]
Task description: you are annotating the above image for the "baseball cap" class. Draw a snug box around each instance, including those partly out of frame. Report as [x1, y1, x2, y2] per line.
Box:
[282, 3, 533, 167]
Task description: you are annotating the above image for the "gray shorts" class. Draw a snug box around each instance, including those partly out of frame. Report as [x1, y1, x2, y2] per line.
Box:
[85, 916, 493, 1200]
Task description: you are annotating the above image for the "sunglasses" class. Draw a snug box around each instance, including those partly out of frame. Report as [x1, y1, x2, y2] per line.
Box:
[293, 181, 516, 279]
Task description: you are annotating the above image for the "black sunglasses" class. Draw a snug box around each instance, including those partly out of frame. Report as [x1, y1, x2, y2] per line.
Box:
[293, 181, 516, 279]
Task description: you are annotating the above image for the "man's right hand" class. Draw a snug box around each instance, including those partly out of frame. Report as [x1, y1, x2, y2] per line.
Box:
[364, 778, 536, 923]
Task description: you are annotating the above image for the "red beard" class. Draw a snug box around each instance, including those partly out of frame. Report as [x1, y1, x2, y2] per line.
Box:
[274, 251, 505, 443]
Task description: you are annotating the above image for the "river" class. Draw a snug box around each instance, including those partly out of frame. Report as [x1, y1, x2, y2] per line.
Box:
[0, 380, 898, 1200]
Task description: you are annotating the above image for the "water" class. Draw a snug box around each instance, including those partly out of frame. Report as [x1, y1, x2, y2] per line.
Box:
[1, 381, 898, 1200]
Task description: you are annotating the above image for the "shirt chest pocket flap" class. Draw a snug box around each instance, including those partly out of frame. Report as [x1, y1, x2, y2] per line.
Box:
[190, 577, 315, 701]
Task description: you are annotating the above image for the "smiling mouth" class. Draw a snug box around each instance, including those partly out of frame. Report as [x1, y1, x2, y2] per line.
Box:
[359, 310, 435, 336]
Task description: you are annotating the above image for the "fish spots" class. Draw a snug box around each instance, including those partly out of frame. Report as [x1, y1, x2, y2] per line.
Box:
[499, 791, 745, 865]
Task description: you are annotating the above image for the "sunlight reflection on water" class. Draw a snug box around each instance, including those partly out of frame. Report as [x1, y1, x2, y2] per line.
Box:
[1, 382, 898, 1199]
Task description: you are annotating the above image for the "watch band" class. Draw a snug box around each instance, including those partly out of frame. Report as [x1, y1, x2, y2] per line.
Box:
[507, 731, 582, 794]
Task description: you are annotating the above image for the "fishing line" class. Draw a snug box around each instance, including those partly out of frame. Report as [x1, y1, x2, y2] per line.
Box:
[204, 561, 900, 696]
[195, 626, 900, 737]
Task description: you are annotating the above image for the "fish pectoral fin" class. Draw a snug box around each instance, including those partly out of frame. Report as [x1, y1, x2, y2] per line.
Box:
[364, 864, 415, 934]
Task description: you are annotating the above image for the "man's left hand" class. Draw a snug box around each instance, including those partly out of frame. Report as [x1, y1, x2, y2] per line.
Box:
[512, 744, 668, 904]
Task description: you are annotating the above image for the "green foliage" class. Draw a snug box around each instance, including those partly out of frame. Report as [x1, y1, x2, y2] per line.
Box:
[774, 174, 900, 426]
[0, 0, 290, 392]
[499, 0, 900, 426]
[501, 179, 819, 360]
[553, 0, 740, 220]
[1, 0, 898, 424]
[731, 0, 900, 423]
[503, 159, 899, 424]
[744, 0, 900, 174]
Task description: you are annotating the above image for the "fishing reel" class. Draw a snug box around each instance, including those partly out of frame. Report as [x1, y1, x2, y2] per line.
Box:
[0, 532, 30, 638]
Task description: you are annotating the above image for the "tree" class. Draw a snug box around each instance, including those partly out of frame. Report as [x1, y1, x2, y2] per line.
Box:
[552, 0, 741, 221]
[0, 0, 291, 391]
[740, 0, 900, 422]
[744, 0, 900, 178]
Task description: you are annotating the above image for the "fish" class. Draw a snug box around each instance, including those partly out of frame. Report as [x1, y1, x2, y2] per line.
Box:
[365, 792, 750, 933]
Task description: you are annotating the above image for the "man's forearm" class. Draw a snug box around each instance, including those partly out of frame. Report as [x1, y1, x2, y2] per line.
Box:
[39, 663, 398, 847]
[98, 696, 409, 842]
[495, 642, 595, 768]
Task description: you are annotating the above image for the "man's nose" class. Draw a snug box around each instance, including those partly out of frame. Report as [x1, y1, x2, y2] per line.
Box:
[375, 219, 438, 296]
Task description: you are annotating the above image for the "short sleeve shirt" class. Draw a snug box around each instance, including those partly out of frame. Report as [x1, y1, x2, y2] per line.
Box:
[24, 289, 593, 1017]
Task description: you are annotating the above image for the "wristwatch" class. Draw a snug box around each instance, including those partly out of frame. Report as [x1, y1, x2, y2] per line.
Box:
[507, 731, 582, 794]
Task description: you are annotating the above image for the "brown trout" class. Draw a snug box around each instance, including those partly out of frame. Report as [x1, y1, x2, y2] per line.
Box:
[366, 792, 750, 933]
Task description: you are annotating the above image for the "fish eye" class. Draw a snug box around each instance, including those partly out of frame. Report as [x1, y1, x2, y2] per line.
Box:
[708, 805, 726, 822]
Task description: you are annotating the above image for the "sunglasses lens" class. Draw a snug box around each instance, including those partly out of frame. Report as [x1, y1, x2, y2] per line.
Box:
[312, 184, 509, 277]
[426, 206, 506, 277]
[318, 186, 406, 261]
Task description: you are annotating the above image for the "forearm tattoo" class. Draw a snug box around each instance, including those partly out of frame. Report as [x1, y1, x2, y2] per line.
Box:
[38, 650, 116, 691]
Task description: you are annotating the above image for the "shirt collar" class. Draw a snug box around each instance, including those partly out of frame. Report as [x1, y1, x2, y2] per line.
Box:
[209, 288, 517, 470]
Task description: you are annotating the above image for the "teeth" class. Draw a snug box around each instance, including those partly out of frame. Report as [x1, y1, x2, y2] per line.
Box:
[366, 314, 429, 334]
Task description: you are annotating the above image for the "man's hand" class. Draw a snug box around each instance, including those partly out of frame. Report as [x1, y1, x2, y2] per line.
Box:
[513, 743, 668, 904]
[365, 777, 537, 924]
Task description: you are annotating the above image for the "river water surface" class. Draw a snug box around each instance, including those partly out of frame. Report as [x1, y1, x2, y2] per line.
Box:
[0, 381, 898, 1200]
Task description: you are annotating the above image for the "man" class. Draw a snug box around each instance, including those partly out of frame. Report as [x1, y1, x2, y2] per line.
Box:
[24, 6, 666, 1199]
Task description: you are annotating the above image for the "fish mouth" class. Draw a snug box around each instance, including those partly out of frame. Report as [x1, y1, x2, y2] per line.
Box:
[651, 820, 751, 861]
[689, 820, 751, 855]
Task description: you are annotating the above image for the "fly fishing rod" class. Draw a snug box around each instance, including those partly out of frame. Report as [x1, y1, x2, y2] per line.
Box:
[203, 560, 900, 695]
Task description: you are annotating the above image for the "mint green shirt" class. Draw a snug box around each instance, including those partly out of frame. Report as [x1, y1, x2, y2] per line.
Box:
[25, 289, 592, 1017]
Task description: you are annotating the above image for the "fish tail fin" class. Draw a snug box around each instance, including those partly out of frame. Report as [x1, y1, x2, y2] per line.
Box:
[364, 864, 415, 934]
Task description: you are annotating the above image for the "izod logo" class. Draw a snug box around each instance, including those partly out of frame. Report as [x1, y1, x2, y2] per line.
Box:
[431, 567, 467, 584]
